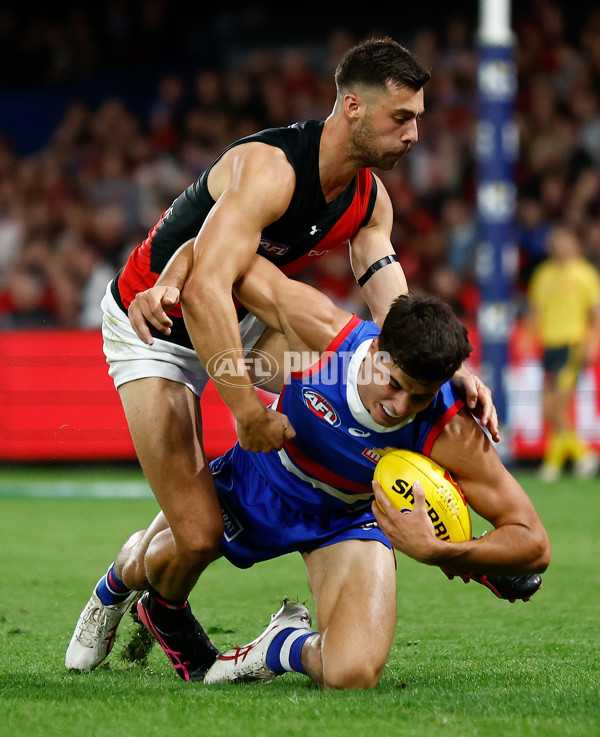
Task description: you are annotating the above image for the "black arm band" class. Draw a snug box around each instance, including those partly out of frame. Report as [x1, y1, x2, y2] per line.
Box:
[356, 254, 399, 288]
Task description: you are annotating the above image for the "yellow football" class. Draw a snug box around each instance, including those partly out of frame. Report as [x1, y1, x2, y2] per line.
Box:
[374, 449, 472, 543]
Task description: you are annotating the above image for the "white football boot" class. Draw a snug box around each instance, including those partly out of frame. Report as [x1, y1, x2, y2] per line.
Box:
[65, 588, 141, 672]
[204, 600, 312, 684]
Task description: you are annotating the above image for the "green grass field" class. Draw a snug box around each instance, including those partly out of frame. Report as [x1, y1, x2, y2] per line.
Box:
[0, 465, 598, 737]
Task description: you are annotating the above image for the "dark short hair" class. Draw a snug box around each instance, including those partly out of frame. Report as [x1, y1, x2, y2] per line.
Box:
[378, 293, 472, 383]
[335, 37, 431, 94]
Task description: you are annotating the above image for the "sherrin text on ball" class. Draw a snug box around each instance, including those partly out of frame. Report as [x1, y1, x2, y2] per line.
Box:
[374, 449, 472, 543]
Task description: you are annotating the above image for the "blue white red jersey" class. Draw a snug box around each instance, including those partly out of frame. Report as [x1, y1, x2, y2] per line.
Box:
[219, 315, 464, 515]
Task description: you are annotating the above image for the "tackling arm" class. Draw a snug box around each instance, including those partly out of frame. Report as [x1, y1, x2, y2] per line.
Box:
[351, 176, 499, 441]
[128, 239, 194, 344]
[180, 143, 297, 452]
[233, 256, 353, 358]
[349, 176, 407, 326]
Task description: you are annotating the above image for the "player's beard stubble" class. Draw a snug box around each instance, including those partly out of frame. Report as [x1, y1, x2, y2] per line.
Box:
[348, 114, 413, 171]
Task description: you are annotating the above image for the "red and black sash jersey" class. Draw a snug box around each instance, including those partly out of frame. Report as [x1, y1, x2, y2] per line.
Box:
[112, 120, 377, 348]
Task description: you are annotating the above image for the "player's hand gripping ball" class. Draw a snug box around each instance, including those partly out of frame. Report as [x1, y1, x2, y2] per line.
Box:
[374, 449, 472, 543]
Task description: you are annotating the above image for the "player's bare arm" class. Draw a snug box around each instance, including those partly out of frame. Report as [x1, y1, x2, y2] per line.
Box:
[181, 143, 297, 452]
[234, 255, 352, 362]
[129, 178, 399, 346]
[349, 176, 408, 326]
[372, 409, 550, 574]
[352, 177, 499, 441]
[128, 238, 194, 344]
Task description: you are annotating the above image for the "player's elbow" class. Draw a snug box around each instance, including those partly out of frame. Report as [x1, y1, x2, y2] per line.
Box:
[181, 274, 224, 312]
[180, 273, 202, 308]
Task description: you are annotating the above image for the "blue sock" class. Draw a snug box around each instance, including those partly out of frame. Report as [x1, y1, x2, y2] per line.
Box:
[96, 563, 131, 606]
[265, 627, 318, 675]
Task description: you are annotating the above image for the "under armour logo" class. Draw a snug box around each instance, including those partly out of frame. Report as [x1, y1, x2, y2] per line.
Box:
[310, 225, 320, 236]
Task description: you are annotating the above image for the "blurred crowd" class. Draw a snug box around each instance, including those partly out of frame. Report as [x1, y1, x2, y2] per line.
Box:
[1, 0, 600, 331]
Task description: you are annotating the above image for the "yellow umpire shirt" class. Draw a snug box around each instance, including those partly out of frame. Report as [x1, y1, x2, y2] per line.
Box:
[528, 257, 600, 348]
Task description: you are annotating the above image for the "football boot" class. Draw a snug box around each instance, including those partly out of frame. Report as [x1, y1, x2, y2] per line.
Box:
[204, 599, 312, 684]
[66, 589, 141, 672]
[136, 592, 219, 681]
[443, 570, 542, 602]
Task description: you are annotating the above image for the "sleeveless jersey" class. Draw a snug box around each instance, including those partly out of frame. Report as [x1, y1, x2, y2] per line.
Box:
[223, 316, 464, 515]
[112, 120, 377, 348]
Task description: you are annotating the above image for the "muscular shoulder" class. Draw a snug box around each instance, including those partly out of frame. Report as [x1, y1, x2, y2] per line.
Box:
[208, 141, 296, 214]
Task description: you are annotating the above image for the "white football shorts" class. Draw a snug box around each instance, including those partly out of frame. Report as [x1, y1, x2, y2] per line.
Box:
[101, 281, 267, 397]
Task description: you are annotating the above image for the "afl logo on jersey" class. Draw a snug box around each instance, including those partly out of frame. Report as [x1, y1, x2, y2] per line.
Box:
[301, 388, 341, 427]
[258, 238, 291, 257]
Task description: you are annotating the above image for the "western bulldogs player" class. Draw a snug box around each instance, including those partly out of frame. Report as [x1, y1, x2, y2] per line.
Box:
[66, 38, 496, 681]
[67, 256, 549, 689]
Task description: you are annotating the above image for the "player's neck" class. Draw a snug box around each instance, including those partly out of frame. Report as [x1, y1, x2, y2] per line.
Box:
[319, 115, 362, 202]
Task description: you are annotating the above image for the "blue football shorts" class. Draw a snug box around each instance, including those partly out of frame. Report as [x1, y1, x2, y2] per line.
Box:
[210, 445, 392, 569]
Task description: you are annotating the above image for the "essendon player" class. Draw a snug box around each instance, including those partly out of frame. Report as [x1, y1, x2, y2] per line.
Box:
[68, 256, 546, 690]
[66, 39, 496, 681]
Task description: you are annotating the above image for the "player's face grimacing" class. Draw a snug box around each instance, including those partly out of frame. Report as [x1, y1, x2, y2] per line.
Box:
[358, 346, 442, 427]
[348, 84, 424, 171]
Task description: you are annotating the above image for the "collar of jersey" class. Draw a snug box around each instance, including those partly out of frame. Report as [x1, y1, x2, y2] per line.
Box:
[346, 338, 415, 433]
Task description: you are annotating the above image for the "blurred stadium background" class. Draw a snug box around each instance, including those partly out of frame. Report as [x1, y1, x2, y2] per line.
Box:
[0, 0, 599, 465]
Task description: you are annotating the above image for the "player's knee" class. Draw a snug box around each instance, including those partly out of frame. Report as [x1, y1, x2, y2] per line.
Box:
[116, 529, 147, 590]
[121, 556, 147, 590]
[322, 660, 384, 691]
[120, 529, 146, 556]
[179, 535, 221, 565]
[172, 521, 224, 565]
